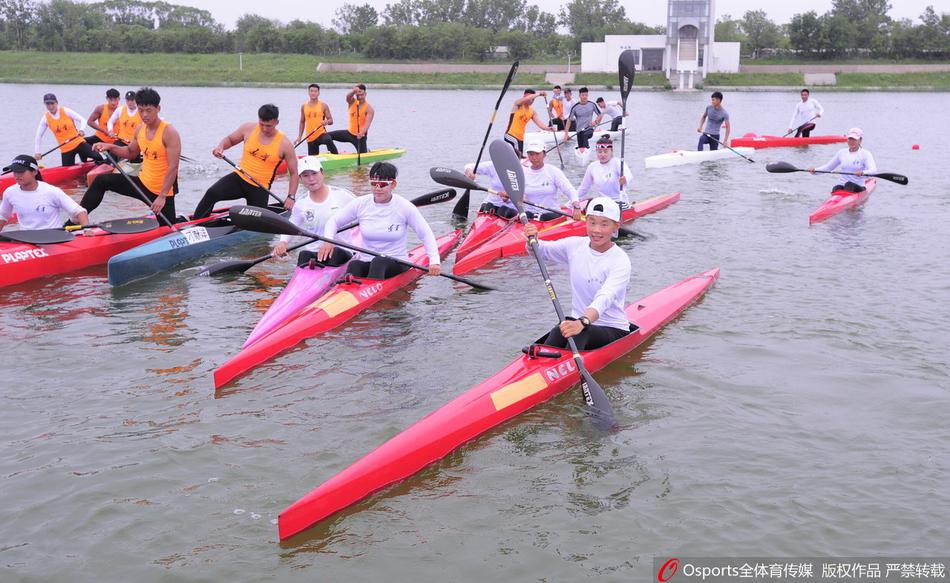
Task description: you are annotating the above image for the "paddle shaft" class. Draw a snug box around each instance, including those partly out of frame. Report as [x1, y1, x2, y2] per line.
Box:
[221, 155, 286, 205]
[38, 134, 83, 159]
[542, 95, 565, 169]
[544, 118, 614, 155]
[701, 132, 755, 163]
[103, 152, 178, 230]
[294, 125, 323, 148]
[355, 97, 361, 166]
[766, 162, 909, 185]
[452, 60, 519, 220]
[783, 115, 819, 137]
[618, 49, 637, 199]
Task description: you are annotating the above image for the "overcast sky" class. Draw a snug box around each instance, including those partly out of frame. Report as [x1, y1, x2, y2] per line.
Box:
[178, 0, 945, 29]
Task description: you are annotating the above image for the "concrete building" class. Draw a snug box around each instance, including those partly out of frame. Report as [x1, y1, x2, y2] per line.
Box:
[581, 0, 740, 89]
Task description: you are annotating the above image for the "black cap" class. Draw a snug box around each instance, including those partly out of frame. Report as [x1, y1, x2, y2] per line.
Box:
[3, 154, 39, 173]
[43, 93, 57, 103]
[125, 90, 136, 99]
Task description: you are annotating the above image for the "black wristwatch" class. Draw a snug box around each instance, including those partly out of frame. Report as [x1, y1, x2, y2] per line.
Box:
[287, 194, 296, 201]
[579, 316, 591, 328]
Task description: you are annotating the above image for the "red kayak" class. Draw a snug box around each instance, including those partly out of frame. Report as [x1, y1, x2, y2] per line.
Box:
[0, 161, 96, 192]
[0, 213, 225, 288]
[453, 192, 680, 275]
[213, 231, 461, 388]
[731, 133, 847, 149]
[455, 212, 514, 260]
[808, 179, 877, 225]
[277, 268, 720, 540]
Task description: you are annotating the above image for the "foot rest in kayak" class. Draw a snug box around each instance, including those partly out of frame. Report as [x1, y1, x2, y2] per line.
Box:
[335, 274, 363, 285]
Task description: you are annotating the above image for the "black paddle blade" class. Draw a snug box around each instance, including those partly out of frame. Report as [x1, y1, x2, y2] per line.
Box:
[579, 367, 616, 431]
[872, 172, 909, 185]
[430, 167, 483, 192]
[0, 229, 75, 245]
[413, 188, 457, 206]
[98, 217, 160, 234]
[618, 49, 638, 104]
[199, 259, 257, 277]
[489, 140, 525, 209]
[766, 162, 799, 173]
[228, 205, 300, 236]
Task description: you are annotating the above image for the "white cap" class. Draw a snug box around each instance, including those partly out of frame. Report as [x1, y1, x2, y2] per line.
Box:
[586, 197, 621, 222]
[298, 156, 323, 174]
[846, 127, 864, 140]
[524, 139, 546, 153]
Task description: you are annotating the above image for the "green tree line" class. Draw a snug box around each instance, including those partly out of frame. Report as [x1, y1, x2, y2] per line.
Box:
[0, 0, 946, 60]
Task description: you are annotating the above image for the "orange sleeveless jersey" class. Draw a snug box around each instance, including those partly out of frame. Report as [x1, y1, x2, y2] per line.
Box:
[137, 121, 175, 196]
[44, 108, 82, 153]
[117, 106, 141, 144]
[94, 102, 117, 143]
[505, 106, 534, 141]
[238, 125, 284, 188]
[303, 100, 327, 142]
[348, 100, 368, 135]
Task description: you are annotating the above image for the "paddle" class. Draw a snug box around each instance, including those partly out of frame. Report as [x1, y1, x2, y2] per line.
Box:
[355, 98, 362, 167]
[220, 155, 286, 205]
[541, 95, 565, 169]
[102, 152, 178, 229]
[1, 216, 162, 245]
[543, 118, 615, 155]
[199, 188, 457, 276]
[618, 50, 636, 195]
[451, 60, 519, 220]
[488, 139, 616, 430]
[228, 205, 495, 291]
[37, 134, 83, 160]
[430, 167, 640, 238]
[783, 115, 818, 138]
[765, 161, 909, 185]
[294, 125, 323, 149]
[701, 132, 754, 163]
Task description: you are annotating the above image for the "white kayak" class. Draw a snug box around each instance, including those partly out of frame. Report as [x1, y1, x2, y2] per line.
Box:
[644, 147, 755, 169]
[524, 129, 623, 147]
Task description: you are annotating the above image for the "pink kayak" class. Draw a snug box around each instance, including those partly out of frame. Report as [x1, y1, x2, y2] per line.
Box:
[242, 262, 350, 348]
[808, 179, 877, 225]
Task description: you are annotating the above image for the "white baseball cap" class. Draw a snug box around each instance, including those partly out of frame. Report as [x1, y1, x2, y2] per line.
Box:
[524, 139, 546, 153]
[846, 127, 864, 140]
[298, 156, 323, 174]
[586, 197, 621, 222]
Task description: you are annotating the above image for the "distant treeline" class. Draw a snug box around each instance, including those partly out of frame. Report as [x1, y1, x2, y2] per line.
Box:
[0, 0, 946, 60]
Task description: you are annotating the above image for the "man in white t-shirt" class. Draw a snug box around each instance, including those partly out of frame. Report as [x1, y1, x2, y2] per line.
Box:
[272, 156, 355, 267]
[0, 154, 88, 231]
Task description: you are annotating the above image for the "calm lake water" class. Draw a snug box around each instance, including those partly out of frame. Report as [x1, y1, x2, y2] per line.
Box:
[1, 83, 948, 582]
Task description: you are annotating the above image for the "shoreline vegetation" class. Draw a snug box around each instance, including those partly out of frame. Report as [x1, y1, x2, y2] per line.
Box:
[1, 52, 948, 91]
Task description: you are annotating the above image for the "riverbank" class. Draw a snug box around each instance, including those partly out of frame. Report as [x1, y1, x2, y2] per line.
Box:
[1, 51, 947, 90]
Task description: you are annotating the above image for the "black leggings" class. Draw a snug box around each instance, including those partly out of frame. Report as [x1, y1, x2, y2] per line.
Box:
[62, 141, 101, 166]
[795, 123, 816, 138]
[479, 202, 518, 219]
[346, 256, 411, 280]
[610, 116, 622, 131]
[525, 210, 561, 221]
[296, 247, 352, 268]
[697, 133, 720, 151]
[193, 172, 272, 219]
[832, 182, 866, 194]
[541, 319, 630, 351]
[576, 127, 594, 149]
[306, 134, 338, 155]
[81, 172, 178, 224]
[504, 134, 524, 158]
[327, 129, 367, 153]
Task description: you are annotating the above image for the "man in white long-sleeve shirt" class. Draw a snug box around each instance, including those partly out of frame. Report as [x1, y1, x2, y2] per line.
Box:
[788, 89, 824, 138]
[809, 127, 876, 193]
[33, 93, 100, 167]
[523, 197, 632, 351]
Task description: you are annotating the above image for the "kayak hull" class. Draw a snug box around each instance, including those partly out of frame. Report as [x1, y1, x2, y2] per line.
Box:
[106, 206, 285, 287]
[277, 268, 720, 540]
[808, 179, 876, 225]
[213, 231, 461, 389]
[0, 161, 96, 192]
[453, 192, 680, 275]
[644, 147, 755, 169]
[524, 129, 622, 147]
[731, 133, 847, 149]
[455, 213, 513, 260]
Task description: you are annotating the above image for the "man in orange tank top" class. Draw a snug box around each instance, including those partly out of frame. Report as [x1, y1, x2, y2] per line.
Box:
[81, 87, 181, 225]
[328, 84, 374, 155]
[503, 89, 555, 158]
[193, 103, 299, 218]
[85, 88, 120, 148]
[296, 83, 337, 155]
[33, 93, 101, 167]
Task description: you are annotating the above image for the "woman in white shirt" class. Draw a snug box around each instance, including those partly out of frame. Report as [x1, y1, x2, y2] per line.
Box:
[576, 135, 633, 209]
[273, 156, 355, 267]
[0, 154, 88, 231]
[523, 197, 631, 350]
[318, 162, 442, 279]
[809, 127, 876, 193]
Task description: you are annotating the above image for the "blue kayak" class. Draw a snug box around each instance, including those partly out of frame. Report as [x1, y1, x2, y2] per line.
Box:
[107, 205, 284, 287]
